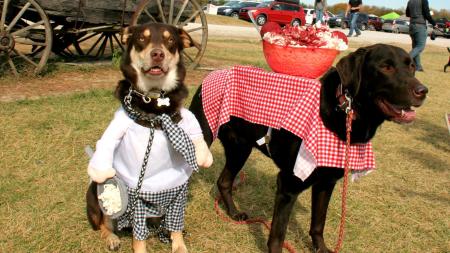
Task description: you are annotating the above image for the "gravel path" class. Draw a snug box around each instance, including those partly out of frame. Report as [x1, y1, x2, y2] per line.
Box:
[196, 23, 450, 48]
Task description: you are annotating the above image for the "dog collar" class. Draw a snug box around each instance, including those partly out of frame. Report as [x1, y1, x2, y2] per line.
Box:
[127, 88, 170, 106]
[336, 83, 357, 119]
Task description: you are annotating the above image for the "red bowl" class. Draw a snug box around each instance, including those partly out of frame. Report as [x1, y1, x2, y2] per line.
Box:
[262, 40, 339, 79]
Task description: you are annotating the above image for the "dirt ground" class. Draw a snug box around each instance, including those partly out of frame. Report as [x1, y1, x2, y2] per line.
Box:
[0, 65, 211, 102]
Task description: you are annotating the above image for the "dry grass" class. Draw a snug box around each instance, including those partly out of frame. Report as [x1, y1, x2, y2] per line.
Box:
[1, 32, 449, 253]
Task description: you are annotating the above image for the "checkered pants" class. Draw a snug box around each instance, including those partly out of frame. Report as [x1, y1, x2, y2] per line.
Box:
[117, 182, 188, 242]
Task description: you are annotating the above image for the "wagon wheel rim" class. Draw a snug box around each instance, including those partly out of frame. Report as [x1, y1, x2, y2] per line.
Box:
[0, 0, 52, 76]
[130, 0, 208, 70]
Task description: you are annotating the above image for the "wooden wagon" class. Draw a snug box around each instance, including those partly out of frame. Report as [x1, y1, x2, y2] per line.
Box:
[0, 0, 208, 76]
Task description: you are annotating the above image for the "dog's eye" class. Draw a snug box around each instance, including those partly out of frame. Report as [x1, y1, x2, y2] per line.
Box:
[380, 64, 394, 72]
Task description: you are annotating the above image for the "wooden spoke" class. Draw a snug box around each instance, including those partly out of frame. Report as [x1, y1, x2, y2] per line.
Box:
[173, 0, 189, 25]
[13, 49, 38, 67]
[156, 0, 167, 24]
[112, 33, 124, 51]
[168, 0, 175, 24]
[14, 38, 47, 47]
[0, 0, 9, 33]
[11, 20, 45, 36]
[6, 2, 31, 32]
[186, 26, 205, 33]
[144, 9, 158, 23]
[7, 54, 18, 76]
[182, 50, 194, 62]
[179, 9, 201, 27]
[86, 34, 105, 56]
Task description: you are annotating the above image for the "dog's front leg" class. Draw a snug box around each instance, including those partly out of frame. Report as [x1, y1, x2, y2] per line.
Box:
[132, 238, 147, 253]
[268, 172, 306, 253]
[171, 231, 188, 253]
[310, 168, 343, 253]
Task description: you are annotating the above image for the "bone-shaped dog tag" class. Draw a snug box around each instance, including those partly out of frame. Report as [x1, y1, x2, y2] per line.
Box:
[157, 97, 170, 107]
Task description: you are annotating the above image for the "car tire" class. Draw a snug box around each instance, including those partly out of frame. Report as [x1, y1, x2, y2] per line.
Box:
[230, 12, 239, 19]
[341, 22, 347, 29]
[394, 28, 399, 34]
[360, 23, 367, 31]
[291, 19, 301, 27]
[256, 14, 267, 26]
[368, 24, 375, 31]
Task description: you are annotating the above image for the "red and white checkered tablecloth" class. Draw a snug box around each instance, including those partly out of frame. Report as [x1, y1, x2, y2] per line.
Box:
[202, 65, 375, 180]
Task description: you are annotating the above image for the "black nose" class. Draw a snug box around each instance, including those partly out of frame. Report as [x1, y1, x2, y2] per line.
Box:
[151, 49, 165, 62]
[413, 85, 428, 98]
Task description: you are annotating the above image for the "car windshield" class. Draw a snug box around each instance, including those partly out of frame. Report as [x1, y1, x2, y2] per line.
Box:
[224, 1, 239, 6]
[256, 2, 270, 7]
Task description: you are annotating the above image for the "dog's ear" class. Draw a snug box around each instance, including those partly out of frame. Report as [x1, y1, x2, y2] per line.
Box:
[121, 26, 137, 45]
[178, 28, 200, 49]
[336, 47, 367, 96]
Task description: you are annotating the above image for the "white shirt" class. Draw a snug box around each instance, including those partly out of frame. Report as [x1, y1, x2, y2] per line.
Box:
[89, 107, 203, 192]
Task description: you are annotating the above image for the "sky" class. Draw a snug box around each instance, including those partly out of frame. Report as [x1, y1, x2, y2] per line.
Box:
[302, 0, 449, 11]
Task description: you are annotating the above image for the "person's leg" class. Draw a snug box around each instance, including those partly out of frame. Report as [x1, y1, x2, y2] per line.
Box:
[316, 9, 323, 24]
[347, 13, 355, 36]
[409, 24, 427, 71]
[354, 13, 361, 35]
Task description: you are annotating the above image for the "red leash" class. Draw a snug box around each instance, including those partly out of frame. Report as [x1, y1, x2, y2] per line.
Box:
[213, 110, 355, 253]
[333, 109, 354, 253]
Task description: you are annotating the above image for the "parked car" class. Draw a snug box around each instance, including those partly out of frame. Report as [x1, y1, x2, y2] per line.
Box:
[381, 19, 394, 32]
[367, 16, 383, 31]
[239, 1, 272, 22]
[217, 1, 259, 18]
[392, 19, 410, 33]
[249, 1, 306, 26]
[341, 13, 369, 31]
[328, 13, 344, 28]
[304, 8, 315, 24]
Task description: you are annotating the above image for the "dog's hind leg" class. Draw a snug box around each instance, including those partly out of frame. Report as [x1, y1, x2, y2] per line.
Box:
[309, 168, 344, 253]
[86, 182, 121, 251]
[217, 125, 253, 221]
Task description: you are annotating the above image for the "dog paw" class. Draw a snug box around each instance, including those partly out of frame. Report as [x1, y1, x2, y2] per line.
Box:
[105, 233, 121, 251]
[230, 212, 249, 221]
[193, 138, 213, 168]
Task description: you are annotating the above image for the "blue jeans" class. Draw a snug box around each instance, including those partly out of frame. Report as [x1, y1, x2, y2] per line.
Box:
[316, 9, 323, 24]
[409, 23, 427, 70]
[348, 12, 361, 36]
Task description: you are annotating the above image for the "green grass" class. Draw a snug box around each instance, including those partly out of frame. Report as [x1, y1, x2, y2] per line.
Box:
[0, 37, 449, 252]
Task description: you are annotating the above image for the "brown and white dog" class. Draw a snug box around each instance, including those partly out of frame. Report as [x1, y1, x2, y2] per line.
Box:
[86, 23, 212, 253]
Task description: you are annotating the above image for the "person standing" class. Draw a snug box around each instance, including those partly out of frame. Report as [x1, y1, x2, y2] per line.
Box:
[314, 0, 327, 24]
[406, 0, 436, 72]
[345, 0, 362, 37]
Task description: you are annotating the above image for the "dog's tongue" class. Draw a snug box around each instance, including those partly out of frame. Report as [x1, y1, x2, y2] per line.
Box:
[393, 109, 416, 123]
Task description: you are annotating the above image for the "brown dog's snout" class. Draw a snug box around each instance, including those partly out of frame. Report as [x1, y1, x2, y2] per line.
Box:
[151, 49, 165, 62]
[413, 85, 428, 98]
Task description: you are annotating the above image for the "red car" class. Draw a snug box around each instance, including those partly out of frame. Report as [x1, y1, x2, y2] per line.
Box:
[248, 1, 306, 27]
[239, 2, 272, 22]
[368, 16, 383, 31]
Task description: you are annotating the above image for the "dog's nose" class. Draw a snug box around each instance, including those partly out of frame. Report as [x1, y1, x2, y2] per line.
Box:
[151, 49, 165, 62]
[413, 85, 428, 98]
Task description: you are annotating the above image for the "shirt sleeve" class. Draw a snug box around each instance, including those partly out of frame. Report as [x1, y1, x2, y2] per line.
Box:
[89, 107, 133, 171]
[179, 108, 204, 140]
[422, 0, 436, 26]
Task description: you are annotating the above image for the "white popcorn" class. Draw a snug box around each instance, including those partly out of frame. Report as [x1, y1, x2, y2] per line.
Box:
[98, 184, 122, 215]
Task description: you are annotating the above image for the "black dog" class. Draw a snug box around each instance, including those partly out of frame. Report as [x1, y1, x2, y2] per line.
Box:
[189, 44, 428, 252]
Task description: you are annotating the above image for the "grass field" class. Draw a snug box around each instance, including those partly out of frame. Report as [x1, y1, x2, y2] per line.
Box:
[0, 18, 449, 253]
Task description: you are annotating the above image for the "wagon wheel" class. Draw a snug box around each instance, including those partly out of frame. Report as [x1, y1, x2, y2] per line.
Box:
[130, 0, 208, 70]
[0, 0, 52, 76]
[66, 29, 124, 59]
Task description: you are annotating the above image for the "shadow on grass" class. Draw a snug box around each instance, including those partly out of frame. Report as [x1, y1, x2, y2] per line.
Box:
[190, 147, 315, 252]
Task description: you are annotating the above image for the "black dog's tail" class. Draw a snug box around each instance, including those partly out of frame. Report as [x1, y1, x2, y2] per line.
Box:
[86, 182, 103, 230]
[189, 85, 213, 147]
